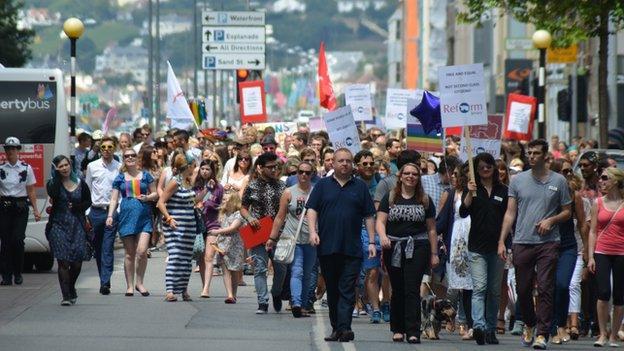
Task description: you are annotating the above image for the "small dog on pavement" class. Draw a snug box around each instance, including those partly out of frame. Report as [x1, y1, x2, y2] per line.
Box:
[421, 294, 457, 340]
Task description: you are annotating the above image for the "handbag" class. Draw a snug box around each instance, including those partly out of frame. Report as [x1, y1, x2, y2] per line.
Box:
[194, 207, 207, 236]
[193, 233, 205, 260]
[273, 195, 309, 264]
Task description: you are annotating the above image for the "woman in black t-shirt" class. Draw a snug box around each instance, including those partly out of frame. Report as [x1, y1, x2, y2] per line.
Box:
[376, 163, 439, 344]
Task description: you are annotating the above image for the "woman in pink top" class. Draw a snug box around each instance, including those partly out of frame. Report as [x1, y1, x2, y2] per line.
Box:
[587, 167, 624, 347]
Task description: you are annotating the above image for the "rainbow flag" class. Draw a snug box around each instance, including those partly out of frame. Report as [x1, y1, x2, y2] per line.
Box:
[126, 179, 142, 198]
[190, 100, 201, 127]
[407, 123, 443, 154]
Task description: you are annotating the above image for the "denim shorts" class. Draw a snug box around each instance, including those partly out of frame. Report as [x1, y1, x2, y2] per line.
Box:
[361, 228, 381, 271]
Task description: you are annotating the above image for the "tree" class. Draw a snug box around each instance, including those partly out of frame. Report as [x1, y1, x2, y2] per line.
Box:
[0, 1, 35, 67]
[458, 0, 624, 147]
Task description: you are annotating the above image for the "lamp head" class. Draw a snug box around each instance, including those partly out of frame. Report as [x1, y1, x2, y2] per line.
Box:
[63, 18, 84, 39]
[532, 29, 552, 49]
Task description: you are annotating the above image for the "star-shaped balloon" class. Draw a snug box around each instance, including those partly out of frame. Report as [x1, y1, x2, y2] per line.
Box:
[410, 90, 442, 135]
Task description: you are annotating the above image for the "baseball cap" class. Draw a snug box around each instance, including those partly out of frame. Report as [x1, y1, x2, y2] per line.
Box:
[4, 137, 21, 150]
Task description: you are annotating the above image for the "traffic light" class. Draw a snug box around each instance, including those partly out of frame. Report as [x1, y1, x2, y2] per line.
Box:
[236, 69, 249, 103]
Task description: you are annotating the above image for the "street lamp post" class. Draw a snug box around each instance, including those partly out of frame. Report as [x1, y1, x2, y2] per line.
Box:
[532, 29, 552, 139]
[63, 18, 84, 142]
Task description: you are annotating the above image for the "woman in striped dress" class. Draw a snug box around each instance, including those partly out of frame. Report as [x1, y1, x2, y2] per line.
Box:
[157, 153, 197, 302]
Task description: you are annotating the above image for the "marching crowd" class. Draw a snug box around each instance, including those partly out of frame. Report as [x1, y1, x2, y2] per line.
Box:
[0, 123, 623, 349]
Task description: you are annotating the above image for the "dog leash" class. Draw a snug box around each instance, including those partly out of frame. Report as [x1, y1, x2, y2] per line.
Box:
[424, 281, 437, 298]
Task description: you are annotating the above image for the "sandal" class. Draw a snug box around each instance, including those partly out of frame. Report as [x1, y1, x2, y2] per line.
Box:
[392, 333, 405, 342]
[182, 293, 193, 302]
[165, 293, 177, 302]
[496, 318, 506, 334]
[224, 297, 236, 304]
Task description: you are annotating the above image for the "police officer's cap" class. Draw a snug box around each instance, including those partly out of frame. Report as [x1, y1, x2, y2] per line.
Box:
[4, 137, 21, 150]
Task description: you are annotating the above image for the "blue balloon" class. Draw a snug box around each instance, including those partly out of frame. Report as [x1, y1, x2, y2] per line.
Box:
[409, 91, 442, 135]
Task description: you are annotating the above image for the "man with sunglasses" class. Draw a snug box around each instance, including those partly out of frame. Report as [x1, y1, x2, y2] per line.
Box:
[354, 150, 390, 324]
[260, 135, 277, 154]
[498, 139, 572, 349]
[241, 152, 287, 314]
[0, 137, 40, 286]
[85, 136, 121, 295]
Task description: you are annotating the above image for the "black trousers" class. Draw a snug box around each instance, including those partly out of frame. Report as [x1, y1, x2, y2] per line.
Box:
[0, 207, 29, 279]
[382, 243, 430, 337]
[319, 254, 361, 333]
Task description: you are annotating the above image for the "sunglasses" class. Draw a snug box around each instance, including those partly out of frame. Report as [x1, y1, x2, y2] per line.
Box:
[359, 162, 375, 167]
[561, 169, 573, 175]
[298, 170, 313, 175]
[288, 171, 297, 176]
[100, 145, 114, 150]
[239, 157, 251, 162]
[123, 154, 137, 159]
[600, 175, 610, 181]
[141, 133, 150, 137]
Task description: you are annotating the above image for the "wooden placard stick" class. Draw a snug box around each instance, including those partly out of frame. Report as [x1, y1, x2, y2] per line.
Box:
[464, 125, 477, 197]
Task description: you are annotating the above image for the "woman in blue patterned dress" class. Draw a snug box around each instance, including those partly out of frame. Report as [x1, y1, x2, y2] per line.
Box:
[157, 153, 197, 302]
[107, 149, 158, 296]
[46, 155, 92, 306]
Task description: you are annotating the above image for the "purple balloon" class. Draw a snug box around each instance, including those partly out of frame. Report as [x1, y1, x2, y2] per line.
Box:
[410, 91, 442, 135]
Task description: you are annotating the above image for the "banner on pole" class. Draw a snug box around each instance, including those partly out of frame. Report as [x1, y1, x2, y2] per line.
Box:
[239, 80, 267, 124]
[385, 88, 417, 130]
[504, 93, 537, 141]
[344, 84, 373, 122]
[322, 106, 361, 155]
[459, 114, 504, 161]
[438, 63, 488, 128]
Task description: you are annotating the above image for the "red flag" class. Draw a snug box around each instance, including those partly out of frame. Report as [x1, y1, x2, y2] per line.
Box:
[318, 42, 337, 111]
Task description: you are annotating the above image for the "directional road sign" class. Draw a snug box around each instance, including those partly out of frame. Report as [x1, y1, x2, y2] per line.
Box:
[202, 26, 265, 43]
[203, 43, 265, 54]
[202, 54, 266, 70]
[202, 11, 265, 26]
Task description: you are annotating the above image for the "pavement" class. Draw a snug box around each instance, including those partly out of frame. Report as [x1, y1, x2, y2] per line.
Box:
[0, 248, 604, 351]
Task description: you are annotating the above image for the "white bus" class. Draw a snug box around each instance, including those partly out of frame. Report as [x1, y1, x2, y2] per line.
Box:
[0, 68, 69, 271]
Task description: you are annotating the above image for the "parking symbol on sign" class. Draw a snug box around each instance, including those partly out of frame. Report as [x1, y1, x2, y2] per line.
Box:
[214, 30, 225, 41]
[205, 56, 216, 68]
[218, 13, 227, 24]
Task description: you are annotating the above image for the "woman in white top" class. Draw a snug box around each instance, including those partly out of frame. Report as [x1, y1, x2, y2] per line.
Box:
[222, 149, 251, 197]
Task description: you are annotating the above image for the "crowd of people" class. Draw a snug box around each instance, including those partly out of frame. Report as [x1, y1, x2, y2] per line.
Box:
[0, 123, 623, 349]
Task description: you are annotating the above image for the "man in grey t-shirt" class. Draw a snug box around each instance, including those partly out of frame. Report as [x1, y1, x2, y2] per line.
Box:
[497, 139, 571, 349]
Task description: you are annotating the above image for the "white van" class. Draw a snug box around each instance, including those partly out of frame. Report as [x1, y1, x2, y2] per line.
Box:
[0, 68, 69, 271]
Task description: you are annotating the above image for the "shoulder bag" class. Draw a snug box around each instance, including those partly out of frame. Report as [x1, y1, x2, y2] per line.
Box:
[273, 193, 310, 264]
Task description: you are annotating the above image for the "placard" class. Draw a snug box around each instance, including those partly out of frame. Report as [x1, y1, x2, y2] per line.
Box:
[344, 84, 373, 121]
[322, 106, 361, 155]
[308, 117, 324, 132]
[438, 63, 488, 127]
[239, 80, 267, 124]
[459, 114, 504, 161]
[253, 122, 297, 146]
[385, 89, 417, 129]
[504, 93, 537, 141]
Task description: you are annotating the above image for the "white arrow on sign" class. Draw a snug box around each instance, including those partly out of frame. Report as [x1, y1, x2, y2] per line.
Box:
[203, 43, 265, 54]
[202, 26, 265, 43]
[202, 54, 266, 70]
[202, 11, 265, 26]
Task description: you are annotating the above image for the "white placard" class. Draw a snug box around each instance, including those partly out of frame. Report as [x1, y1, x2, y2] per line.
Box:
[241, 86, 263, 116]
[458, 114, 504, 161]
[385, 88, 417, 130]
[322, 106, 361, 155]
[344, 84, 373, 121]
[202, 11, 266, 26]
[202, 26, 265, 43]
[438, 63, 488, 127]
[507, 101, 532, 134]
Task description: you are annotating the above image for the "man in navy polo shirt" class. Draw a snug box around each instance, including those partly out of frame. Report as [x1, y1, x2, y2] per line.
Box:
[307, 148, 377, 342]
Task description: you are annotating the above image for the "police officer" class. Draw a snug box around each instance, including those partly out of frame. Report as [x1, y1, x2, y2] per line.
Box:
[0, 137, 41, 285]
